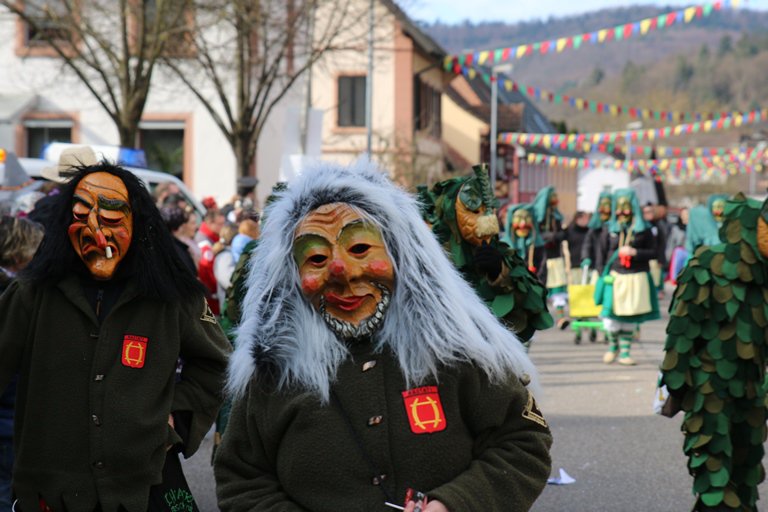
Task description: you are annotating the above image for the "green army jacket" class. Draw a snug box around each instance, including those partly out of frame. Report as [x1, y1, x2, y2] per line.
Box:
[215, 342, 552, 512]
[0, 275, 231, 512]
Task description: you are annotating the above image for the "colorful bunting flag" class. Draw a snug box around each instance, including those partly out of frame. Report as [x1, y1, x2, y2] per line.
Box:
[444, 1, 739, 69]
[499, 110, 767, 149]
[523, 147, 767, 180]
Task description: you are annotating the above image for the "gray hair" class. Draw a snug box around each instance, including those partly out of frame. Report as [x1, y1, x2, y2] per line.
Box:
[228, 159, 539, 402]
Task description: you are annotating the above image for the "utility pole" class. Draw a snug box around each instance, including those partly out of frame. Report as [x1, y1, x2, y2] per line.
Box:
[365, 0, 374, 155]
[490, 63, 513, 188]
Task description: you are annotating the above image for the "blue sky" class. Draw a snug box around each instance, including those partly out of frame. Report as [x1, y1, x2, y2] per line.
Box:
[403, 0, 764, 24]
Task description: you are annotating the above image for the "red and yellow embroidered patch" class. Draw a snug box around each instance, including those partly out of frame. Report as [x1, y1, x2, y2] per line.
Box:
[122, 334, 148, 368]
[401, 386, 447, 434]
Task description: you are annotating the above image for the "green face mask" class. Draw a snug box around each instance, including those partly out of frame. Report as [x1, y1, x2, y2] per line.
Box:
[616, 197, 633, 226]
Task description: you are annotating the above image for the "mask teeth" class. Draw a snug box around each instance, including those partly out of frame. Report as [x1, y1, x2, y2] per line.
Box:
[105, 247, 113, 259]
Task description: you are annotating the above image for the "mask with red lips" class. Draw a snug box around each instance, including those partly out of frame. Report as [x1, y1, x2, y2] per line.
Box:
[68, 172, 133, 280]
[615, 196, 633, 227]
[293, 203, 395, 340]
[511, 209, 533, 238]
[711, 199, 726, 224]
[598, 197, 612, 222]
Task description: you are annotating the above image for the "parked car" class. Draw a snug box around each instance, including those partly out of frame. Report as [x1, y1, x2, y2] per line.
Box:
[6, 155, 205, 219]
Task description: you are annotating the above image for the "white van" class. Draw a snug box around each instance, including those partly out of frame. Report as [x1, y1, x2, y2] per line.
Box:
[13, 156, 205, 218]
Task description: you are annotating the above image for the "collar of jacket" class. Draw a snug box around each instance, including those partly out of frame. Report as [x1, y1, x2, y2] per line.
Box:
[56, 274, 142, 325]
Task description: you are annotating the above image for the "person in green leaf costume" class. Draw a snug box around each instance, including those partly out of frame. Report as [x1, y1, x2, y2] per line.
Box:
[501, 203, 541, 272]
[595, 188, 660, 365]
[429, 165, 553, 347]
[531, 186, 569, 329]
[660, 193, 768, 512]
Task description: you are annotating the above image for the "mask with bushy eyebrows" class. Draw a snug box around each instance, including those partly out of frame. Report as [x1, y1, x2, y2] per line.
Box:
[293, 203, 395, 340]
[67, 172, 133, 280]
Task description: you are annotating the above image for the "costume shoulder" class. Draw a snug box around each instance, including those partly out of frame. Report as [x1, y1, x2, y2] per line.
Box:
[661, 194, 768, 395]
[495, 244, 554, 341]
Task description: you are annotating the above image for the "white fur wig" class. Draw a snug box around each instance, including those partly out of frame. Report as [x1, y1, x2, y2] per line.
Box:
[228, 159, 540, 401]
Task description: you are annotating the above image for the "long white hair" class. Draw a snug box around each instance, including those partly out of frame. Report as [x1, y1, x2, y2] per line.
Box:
[228, 159, 540, 402]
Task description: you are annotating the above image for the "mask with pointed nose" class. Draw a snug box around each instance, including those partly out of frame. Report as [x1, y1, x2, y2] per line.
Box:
[68, 172, 133, 280]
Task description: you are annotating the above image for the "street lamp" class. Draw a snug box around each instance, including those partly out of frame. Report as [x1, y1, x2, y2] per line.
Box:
[490, 63, 514, 189]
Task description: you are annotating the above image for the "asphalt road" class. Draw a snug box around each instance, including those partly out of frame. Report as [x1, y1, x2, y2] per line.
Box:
[182, 284, 768, 511]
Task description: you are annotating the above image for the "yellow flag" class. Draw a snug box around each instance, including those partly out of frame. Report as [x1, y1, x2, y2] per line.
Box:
[556, 38, 568, 52]
[684, 7, 696, 23]
[504, 80, 513, 91]
[598, 29, 608, 42]
[478, 51, 489, 65]
[640, 19, 652, 34]
[516, 46, 527, 59]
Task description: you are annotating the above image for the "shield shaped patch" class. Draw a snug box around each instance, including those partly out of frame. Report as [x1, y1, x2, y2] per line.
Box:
[401, 386, 447, 434]
[122, 334, 148, 368]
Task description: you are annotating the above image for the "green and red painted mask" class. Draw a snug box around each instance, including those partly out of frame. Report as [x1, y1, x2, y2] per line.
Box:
[615, 196, 633, 227]
[711, 199, 726, 224]
[598, 196, 612, 222]
[511, 208, 534, 238]
[293, 203, 394, 340]
[68, 172, 133, 280]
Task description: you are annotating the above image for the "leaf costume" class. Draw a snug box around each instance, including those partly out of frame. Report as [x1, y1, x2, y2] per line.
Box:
[660, 193, 768, 511]
[429, 166, 552, 343]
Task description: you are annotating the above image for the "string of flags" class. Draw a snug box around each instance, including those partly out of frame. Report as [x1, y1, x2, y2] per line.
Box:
[444, 0, 740, 70]
[525, 147, 768, 180]
[620, 145, 749, 158]
[499, 109, 768, 150]
[455, 66, 748, 123]
[543, 141, 757, 157]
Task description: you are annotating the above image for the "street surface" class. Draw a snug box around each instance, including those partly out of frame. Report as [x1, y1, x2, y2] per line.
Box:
[182, 284, 768, 511]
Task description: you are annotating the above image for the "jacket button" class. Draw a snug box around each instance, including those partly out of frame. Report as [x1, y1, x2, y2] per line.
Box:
[93, 461, 105, 469]
[91, 414, 101, 426]
[367, 415, 383, 426]
[371, 474, 387, 485]
[362, 360, 377, 372]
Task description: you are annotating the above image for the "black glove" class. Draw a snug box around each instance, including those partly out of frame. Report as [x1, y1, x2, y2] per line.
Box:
[475, 242, 503, 280]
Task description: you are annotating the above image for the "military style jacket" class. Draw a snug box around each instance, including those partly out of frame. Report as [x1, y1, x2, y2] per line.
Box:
[215, 341, 552, 512]
[0, 275, 231, 512]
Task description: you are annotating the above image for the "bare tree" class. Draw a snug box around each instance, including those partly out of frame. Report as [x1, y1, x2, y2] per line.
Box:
[163, 0, 370, 180]
[2, 0, 191, 147]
